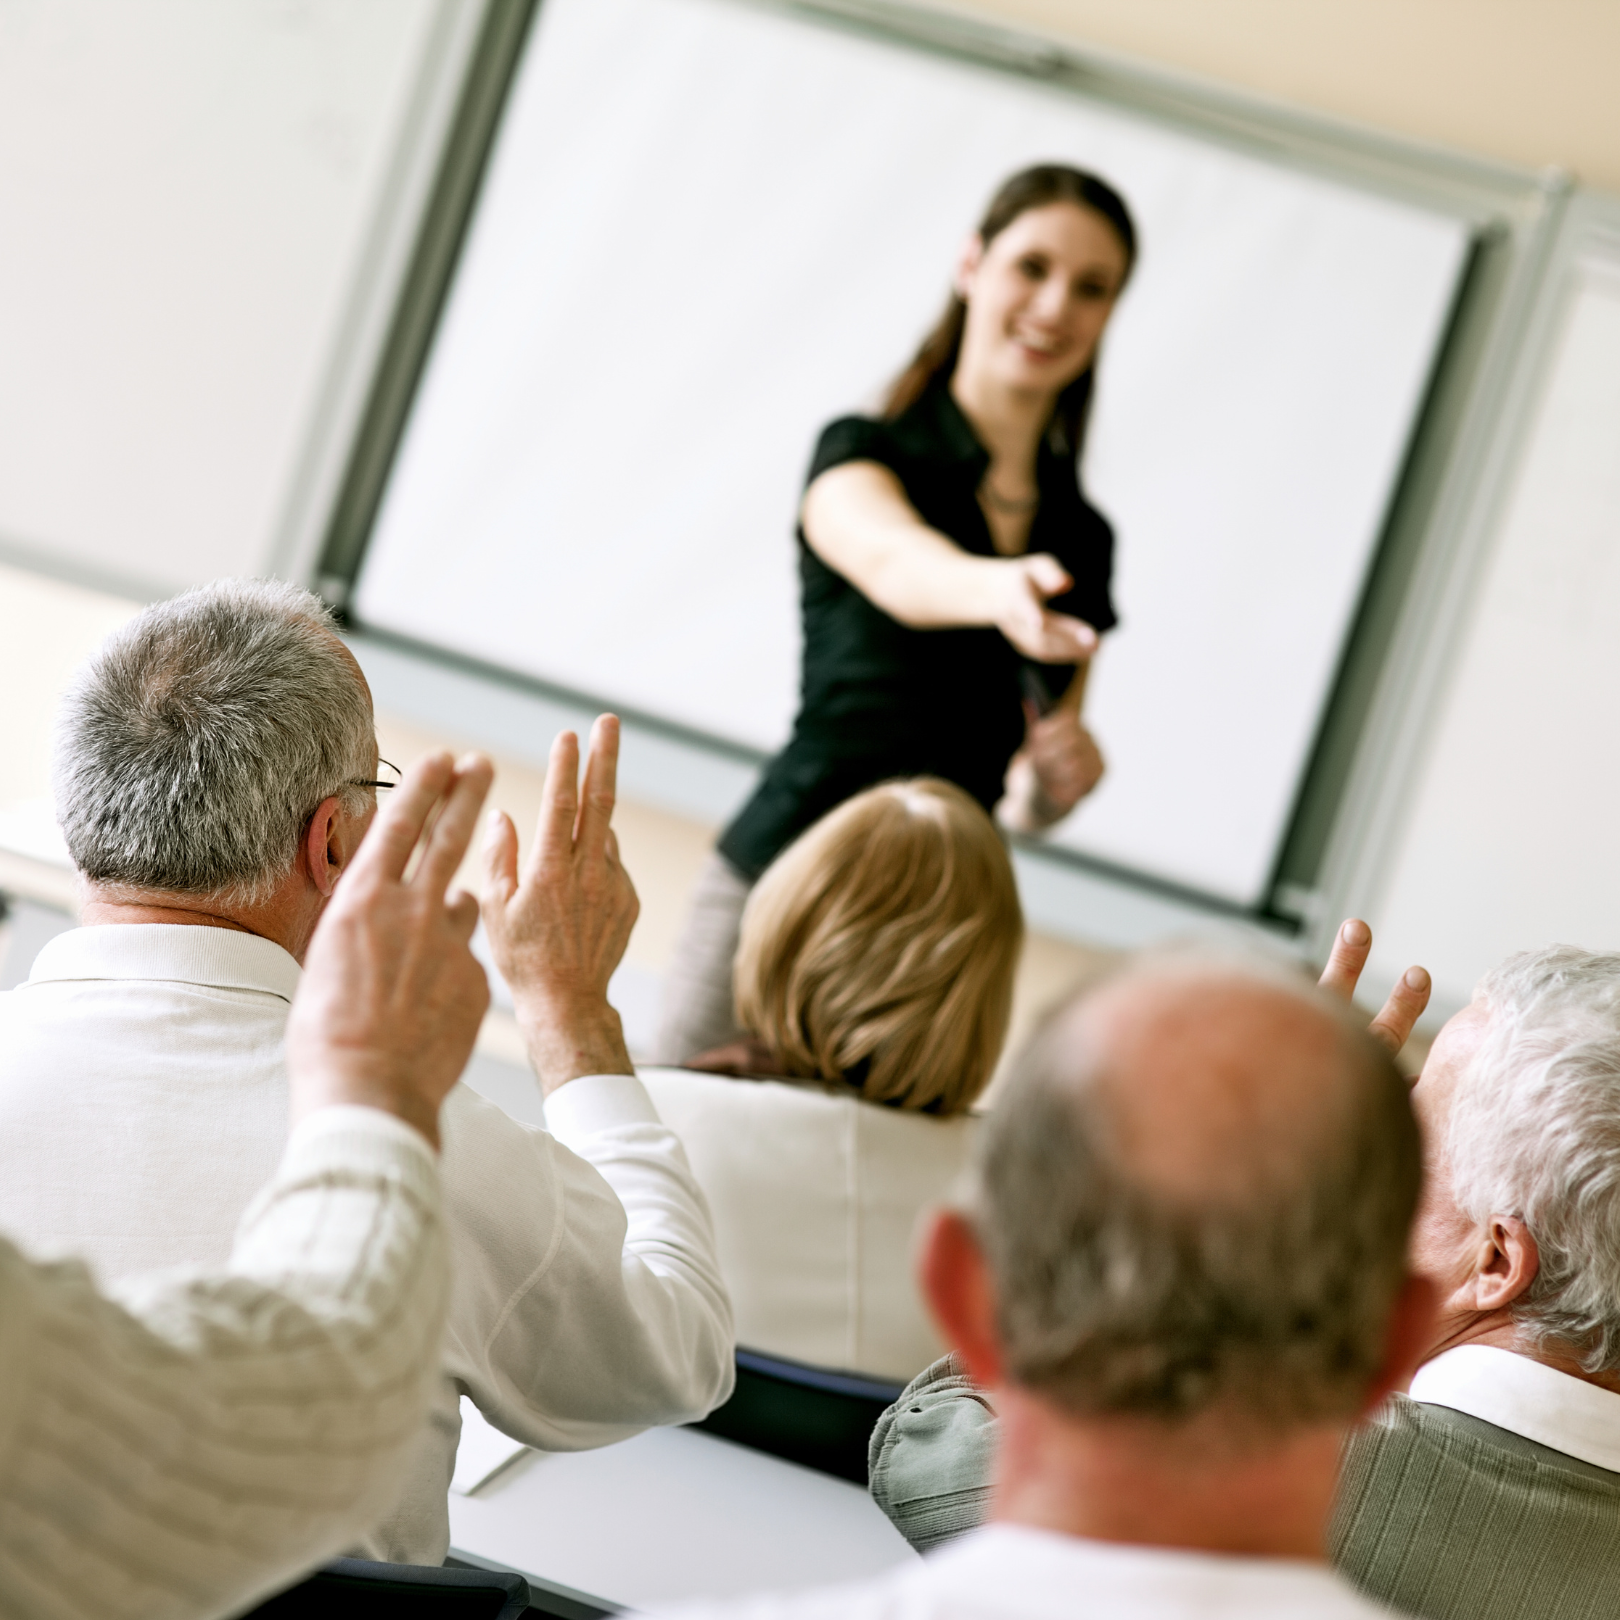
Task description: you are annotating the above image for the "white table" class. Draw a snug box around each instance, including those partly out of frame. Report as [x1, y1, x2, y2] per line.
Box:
[450, 1425, 916, 1612]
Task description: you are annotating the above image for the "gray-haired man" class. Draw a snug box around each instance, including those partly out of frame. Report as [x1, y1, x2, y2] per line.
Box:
[865, 938, 1620, 1620]
[0, 579, 733, 1564]
[656, 945, 1435, 1619]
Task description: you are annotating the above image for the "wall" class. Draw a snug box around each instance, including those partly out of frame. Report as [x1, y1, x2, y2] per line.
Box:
[948, 0, 1620, 192]
[0, 0, 473, 598]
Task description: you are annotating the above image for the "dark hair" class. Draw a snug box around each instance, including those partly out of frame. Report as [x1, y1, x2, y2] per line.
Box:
[883, 164, 1137, 457]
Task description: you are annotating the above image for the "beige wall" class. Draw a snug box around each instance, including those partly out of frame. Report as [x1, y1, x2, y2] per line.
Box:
[948, 0, 1620, 192]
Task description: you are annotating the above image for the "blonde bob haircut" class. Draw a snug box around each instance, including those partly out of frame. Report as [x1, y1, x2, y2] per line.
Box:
[734, 777, 1023, 1116]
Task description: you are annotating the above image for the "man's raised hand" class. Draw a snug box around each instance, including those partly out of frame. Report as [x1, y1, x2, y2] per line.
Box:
[1318, 917, 1432, 1057]
[286, 751, 494, 1147]
[482, 715, 639, 1094]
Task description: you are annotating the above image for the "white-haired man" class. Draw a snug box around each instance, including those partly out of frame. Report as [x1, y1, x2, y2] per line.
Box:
[864, 934, 1620, 1619]
[0, 579, 733, 1564]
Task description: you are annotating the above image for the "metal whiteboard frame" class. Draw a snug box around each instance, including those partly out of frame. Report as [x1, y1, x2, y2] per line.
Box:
[1319, 185, 1616, 991]
[313, 0, 1569, 948]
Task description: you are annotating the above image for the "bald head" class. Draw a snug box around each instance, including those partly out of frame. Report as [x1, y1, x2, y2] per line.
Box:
[1075, 966, 1372, 1210]
[965, 953, 1421, 1429]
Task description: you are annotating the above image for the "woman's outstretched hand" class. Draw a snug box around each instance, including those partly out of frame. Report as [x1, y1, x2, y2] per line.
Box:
[994, 554, 1100, 664]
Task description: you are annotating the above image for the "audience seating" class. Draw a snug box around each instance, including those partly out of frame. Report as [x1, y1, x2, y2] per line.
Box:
[691, 1348, 906, 1484]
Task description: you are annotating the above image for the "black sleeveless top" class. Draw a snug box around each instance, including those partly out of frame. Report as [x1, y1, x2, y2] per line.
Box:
[719, 381, 1118, 879]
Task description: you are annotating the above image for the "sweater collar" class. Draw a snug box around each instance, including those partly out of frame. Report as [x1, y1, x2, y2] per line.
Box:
[25, 923, 301, 1004]
[1411, 1343, 1620, 1472]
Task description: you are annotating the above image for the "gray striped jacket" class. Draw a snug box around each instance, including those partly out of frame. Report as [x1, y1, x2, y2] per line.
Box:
[869, 1355, 1620, 1619]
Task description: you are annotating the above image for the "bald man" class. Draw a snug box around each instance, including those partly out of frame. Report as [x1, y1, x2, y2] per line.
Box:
[868, 932, 1620, 1620]
[655, 942, 1434, 1619]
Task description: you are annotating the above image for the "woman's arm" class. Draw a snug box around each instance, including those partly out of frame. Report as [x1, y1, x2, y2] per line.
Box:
[997, 662, 1106, 835]
[802, 462, 1099, 664]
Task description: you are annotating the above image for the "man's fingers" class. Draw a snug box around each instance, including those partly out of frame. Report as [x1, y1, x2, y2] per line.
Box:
[535, 730, 581, 872]
[414, 754, 494, 895]
[1319, 918, 1373, 1002]
[446, 887, 482, 945]
[481, 808, 520, 905]
[1368, 966, 1432, 1055]
[576, 714, 621, 854]
[351, 751, 456, 884]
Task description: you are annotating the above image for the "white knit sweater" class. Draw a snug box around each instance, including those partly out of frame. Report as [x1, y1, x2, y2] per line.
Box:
[0, 1105, 447, 1620]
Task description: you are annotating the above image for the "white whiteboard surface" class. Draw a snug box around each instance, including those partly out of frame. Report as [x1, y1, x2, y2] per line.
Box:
[0, 0, 453, 595]
[1370, 247, 1620, 1007]
[355, 0, 1468, 906]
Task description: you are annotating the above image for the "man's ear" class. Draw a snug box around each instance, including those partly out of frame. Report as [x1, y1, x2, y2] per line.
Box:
[919, 1207, 1004, 1389]
[1360, 1271, 1440, 1412]
[1474, 1215, 1539, 1315]
[953, 233, 986, 301]
[302, 796, 348, 899]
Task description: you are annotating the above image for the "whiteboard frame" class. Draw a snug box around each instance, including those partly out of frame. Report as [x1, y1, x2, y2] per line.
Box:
[315, 0, 1568, 941]
[1316, 185, 1620, 1003]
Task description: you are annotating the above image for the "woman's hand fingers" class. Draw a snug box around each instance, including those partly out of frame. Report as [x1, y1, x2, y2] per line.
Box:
[1021, 553, 1074, 600]
[1027, 712, 1104, 810]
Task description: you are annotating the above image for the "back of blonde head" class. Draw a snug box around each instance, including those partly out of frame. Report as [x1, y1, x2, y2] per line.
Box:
[734, 778, 1022, 1115]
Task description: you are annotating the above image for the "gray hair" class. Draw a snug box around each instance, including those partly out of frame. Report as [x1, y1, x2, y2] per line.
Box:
[963, 956, 1421, 1427]
[54, 579, 373, 904]
[1449, 946, 1620, 1374]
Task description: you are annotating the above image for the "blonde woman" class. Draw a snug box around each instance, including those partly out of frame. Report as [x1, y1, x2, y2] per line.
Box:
[641, 777, 1021, 1383]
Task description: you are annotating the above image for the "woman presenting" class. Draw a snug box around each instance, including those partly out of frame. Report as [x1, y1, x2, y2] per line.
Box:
[655, 163, 1137, 1065]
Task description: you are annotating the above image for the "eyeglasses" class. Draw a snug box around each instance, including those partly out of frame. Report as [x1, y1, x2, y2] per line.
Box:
[351, 757, 402, 793]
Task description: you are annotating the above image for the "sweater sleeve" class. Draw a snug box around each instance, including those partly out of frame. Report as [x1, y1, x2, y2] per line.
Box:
[868, 1353, 997, 1553]
[437, 1077, 734, 1450]
[0, 1106, 448, 1620]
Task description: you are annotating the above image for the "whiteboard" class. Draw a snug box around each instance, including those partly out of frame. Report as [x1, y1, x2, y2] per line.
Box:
[0, 0, 457, 596]
[353, 0, 1468, 906]
[1370, 238, 1620, 1006]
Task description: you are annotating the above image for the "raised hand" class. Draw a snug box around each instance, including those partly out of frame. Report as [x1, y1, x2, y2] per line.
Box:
[994, 554, 1100, 664]
[482, 715, 639, 1093]
[286, 750, 494, 1147]
[1318, 917, 1432, 1056]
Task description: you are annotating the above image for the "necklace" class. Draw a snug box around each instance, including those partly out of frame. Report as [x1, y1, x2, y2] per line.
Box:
[980, 481, 1041, 515]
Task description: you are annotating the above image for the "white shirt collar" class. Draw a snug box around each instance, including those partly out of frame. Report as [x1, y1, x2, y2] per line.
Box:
[917, 1524, 1389, 1616]
[1410, 1343, 1620, 1472]
[25, 923, 301, 1004]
